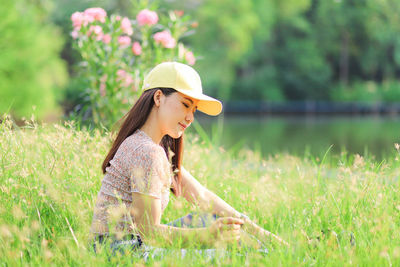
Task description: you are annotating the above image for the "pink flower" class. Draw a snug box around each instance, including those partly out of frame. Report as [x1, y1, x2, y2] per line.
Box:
[136, 9, 158, 26]
[121, 17, 133, 35]
[124, 75, 134, 87]
[71, 8, 107, 30]
[116, 69, 126, 78]
[100, 74, 108, 83]
[185, 51, 196, 65]
[88, 25, 102, 35]
[71, 12, 84, 29]
[131, 42, 142, 55]
[71, 30, 79, 39]
[153, 31, 176, 48]
[115, 15, 121, 21]
[99, 83, 106, 97]
[84, 7, 107, 23]
[102, 34, 111, 44]
[118, 36, 131, 47]
[116, 69, 133, 87]
[99, 74, 107, 97]
[87, 25, 103, 40]
[174, 10, 184, 17]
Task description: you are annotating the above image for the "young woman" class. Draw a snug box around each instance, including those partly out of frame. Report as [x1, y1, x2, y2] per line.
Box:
[91, 62, 287, 255]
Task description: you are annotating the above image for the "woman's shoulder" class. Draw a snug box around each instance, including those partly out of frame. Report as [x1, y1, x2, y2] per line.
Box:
[121, 131, 171, 178]
[121, 129, 167, 162]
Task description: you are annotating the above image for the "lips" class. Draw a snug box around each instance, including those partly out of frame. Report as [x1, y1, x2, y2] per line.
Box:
[179, 123, 187, 130]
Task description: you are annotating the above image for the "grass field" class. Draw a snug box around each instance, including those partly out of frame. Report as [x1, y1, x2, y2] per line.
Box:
[1, 115, 400, 266]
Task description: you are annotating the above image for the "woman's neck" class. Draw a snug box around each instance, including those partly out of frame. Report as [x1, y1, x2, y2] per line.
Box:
[139, 111, 164, 144]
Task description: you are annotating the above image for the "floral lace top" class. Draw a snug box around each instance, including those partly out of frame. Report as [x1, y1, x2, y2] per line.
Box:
[90, 129, 172, 235]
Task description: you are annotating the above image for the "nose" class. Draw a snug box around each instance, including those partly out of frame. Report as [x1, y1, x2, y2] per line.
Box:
[185, 110, 194, 123]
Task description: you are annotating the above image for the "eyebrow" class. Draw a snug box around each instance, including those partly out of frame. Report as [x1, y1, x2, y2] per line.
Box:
[183, 97, 198, 110]
[183, 97, 193, 104]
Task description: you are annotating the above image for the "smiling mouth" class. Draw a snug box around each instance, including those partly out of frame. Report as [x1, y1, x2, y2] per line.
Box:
[179, 123, 187, 130]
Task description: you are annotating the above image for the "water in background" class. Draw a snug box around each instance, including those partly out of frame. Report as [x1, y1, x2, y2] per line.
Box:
[188, 115, 400, 160]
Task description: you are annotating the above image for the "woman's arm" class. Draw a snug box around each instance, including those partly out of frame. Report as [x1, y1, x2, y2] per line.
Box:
[131, 192, 242, 247]
[181, 166, 241, 218]
[180, 166, 289, 247]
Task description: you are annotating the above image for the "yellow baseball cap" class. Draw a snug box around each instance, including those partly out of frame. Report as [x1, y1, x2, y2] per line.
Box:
[142, 62, 223, 116]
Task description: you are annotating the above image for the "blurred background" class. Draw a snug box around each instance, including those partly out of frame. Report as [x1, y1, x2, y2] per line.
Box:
[2, 0, 400, 159]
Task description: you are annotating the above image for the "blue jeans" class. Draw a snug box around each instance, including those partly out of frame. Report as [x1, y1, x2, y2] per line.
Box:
[166, 212, 218, 228]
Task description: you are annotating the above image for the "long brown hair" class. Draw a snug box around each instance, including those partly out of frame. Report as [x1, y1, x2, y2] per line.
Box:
[102, 88, 183, 196]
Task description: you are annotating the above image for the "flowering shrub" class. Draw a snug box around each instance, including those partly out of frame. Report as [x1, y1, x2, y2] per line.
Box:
[70, 6, 197, 128]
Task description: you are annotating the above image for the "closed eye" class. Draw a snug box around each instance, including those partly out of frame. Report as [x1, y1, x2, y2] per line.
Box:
[182, 101, 197, 114]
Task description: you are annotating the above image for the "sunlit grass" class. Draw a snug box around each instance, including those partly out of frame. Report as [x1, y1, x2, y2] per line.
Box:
[1, 114, 400, 266]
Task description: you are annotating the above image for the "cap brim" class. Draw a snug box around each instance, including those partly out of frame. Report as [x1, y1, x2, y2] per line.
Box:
[176, 89, 223, 116]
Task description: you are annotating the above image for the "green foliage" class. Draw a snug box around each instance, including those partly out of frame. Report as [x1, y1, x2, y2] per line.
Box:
[234, 17, 332, 101]
[309, 0, 400, 97]
[189, 0, 400, 102]
[0, 0, 67, 119]
[189, 0, 260, 99]
[273, 0, 311, 19]
[331, 80, 400, 102]
[50, 0, 125, 116]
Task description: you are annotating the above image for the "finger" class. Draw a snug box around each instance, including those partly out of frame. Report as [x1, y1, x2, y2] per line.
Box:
[221, 228, 240, 236]
[229, 227, 241, 234]
[221, 224, 241, 231]
[222, 230, 241, 240]
[228, 224, 241, 230]
[219, 217, 244, 225]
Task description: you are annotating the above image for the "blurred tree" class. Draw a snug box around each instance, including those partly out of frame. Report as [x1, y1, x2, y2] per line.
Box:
[188, 0, 260, 99]
[363, 0, 400, 80]
[234, 23, 331, 101]
[313, 0, 371, 85]
[233, 0, 333, 100]
[233, 0, 400, 101]
[0, 0, 67, 119]
[313, 0, 400, 100]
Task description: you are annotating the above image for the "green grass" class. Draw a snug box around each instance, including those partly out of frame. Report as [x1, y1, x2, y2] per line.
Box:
[1, 114, 400, 266]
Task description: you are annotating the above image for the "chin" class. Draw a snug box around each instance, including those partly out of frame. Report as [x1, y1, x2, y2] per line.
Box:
[175, 131, 183, 138]
[167, 131, 182, 139]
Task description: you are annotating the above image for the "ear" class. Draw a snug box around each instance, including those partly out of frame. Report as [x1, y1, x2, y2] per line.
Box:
[153, 89, 162, 107]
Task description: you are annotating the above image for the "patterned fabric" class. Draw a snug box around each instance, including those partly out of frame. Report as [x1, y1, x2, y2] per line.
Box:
[91, 129, 173, 235]
[166, 212, 218, 228]
[92, 234, 142, 256]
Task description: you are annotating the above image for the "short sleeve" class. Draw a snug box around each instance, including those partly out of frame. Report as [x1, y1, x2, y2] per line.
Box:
[129, 146, 169, 199]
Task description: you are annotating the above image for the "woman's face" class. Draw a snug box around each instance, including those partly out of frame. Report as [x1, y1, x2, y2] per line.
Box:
[157, 91, 198, 138]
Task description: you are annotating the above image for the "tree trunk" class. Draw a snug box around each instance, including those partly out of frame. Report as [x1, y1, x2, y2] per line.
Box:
[340, 30, 349, 85]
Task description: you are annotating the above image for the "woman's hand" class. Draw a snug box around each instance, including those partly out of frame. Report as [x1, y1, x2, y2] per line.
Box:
[208, 217, 244, 245]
